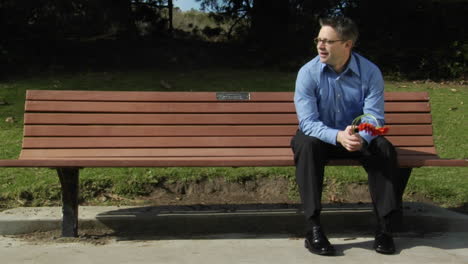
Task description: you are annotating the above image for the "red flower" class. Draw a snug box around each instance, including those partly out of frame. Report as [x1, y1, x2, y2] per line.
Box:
[357, 123, 389, 136]
[375, 126, 389, 135]
[352, 113, 390, 136]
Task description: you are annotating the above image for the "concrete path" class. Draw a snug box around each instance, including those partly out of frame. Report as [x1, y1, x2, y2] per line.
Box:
[1, 233, 467, 264]
[0, 202, 467, 264]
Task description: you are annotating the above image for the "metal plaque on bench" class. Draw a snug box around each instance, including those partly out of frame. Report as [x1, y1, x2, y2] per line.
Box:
[216, 92, 251, 101]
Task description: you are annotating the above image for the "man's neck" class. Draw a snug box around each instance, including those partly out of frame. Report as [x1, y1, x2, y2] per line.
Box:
[333, 53, 352, 74]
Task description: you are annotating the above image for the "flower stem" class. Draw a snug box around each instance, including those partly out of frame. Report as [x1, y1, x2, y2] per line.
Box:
[351, 113, 381, 127]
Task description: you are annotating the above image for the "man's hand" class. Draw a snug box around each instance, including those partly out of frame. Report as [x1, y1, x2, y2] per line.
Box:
[337, 126, 364, 152]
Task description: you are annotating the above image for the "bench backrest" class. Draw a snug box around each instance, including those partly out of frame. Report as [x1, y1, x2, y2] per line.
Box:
[20, 90, 437, 166]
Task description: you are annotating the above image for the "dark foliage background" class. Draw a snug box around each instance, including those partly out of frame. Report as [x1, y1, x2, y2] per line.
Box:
[0, 0, 466, 79]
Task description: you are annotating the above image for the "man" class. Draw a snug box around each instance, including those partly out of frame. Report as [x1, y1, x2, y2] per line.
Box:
[291, 17, 401, 255]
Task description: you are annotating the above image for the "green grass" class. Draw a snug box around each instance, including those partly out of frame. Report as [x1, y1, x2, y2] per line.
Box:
[0, 69, 466, 209]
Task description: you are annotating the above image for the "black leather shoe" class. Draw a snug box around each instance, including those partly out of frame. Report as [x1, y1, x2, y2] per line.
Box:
[374, 232, 395, 254]
[304, 226, 335, 256]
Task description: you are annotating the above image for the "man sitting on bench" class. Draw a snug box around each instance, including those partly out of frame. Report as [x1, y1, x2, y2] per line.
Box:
[290, 16, 402, 255]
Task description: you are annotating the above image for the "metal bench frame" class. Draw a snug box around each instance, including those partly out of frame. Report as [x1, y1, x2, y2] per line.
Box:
[1, 90, 466, 237]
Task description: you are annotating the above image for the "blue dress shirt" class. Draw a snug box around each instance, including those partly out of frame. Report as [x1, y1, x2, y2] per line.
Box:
[294, 52, 385, 145]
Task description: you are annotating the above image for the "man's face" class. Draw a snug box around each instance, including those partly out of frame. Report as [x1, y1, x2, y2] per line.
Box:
[316, 26, 351, 72]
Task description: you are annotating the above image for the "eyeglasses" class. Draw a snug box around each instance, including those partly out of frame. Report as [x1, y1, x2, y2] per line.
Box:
[314, 38, 344, 45]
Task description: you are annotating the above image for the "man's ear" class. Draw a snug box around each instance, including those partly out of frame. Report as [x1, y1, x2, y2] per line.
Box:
[345, 40, 353, 49]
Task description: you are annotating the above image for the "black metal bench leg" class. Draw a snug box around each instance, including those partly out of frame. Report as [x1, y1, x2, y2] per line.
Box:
[57, 168, 80, 237]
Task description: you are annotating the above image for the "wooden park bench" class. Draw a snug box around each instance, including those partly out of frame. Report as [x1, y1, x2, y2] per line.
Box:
[0, 90, 466, 237]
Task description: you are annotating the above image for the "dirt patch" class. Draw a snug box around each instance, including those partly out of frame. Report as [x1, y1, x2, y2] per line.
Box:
[139, 177, 297, 206]
[10, 228, 115, 246]
[90, 177, 440, 208]
[338, 183, 371, 203]
[7, 177, 459, 245]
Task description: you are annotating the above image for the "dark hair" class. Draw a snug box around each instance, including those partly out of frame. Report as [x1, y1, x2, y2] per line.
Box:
[319, 17, 359, 45]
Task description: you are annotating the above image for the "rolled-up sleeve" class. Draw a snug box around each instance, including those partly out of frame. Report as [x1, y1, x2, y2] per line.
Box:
[294, 67, 339, 145]
[359, 67, 385, 144]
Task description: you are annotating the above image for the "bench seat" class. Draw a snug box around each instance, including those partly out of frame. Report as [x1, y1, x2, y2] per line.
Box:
[0, 90, 466, 237]
[1, 156, 466, 168]
[0, 90, 465, 168]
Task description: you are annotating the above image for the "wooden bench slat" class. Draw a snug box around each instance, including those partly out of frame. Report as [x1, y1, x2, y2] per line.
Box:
[22, 136, 434, 148]
[383, 92, 429, 102]
[397, 156, 468, 167]
[385, 114, 432, 124]
[24, 113, 299, 125]
[25, 101, 430, 113]
[22, 136, 293, 148]
[20, 148, 294, 158]
[396, 147, 437, 155]
[23, 125, 300, 137]
[19, 147, 437, 160]
[27, 90, 295, 102]
[25, 101, 297, 113]
[3, 157, 297, 167]
[386, 136, 434, 146]
[19, 146, 438, 157]
[385, 102, 430, 112]
[327, 157, 467, 167]
[26, 90, 430, 102]
[3, 156, 466, 168]
[24, 113, 432, 125]
[385, 125, 433, 135]
[23, 124, 433, 137]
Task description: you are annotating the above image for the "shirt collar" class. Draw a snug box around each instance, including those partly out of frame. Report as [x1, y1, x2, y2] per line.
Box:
[347, 53, 360, 77]
[320, 52, 361, 77]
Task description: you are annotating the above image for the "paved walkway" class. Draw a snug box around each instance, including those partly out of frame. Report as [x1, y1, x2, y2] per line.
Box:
[0, 202, 467, 263]
[1, 233, 467, 264]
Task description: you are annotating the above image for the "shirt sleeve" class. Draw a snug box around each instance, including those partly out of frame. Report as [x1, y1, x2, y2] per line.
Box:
[358, 67, 385, 144]
[294, 67, 340, 145]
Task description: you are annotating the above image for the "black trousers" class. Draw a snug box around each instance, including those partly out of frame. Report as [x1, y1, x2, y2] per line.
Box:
[290, 129, 403, 223]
